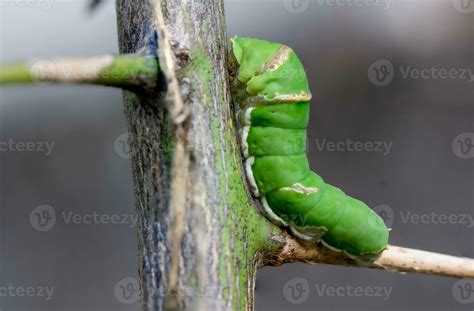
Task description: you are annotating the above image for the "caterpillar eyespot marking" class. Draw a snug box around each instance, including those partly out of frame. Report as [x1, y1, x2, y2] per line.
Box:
[229, 36, 389, 261]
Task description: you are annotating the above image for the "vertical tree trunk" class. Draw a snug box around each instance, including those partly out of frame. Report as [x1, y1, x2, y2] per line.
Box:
[115, 1, 278, 310]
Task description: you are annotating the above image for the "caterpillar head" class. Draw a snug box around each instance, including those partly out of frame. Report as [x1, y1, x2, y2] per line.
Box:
[229, 36, 312, 106]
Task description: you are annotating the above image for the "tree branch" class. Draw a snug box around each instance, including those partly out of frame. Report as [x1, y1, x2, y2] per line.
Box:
[0, 54, 158, 91]
[264, 233, 474, 279]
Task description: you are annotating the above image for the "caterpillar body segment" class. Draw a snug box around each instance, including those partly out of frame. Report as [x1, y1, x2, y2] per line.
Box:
[229, 37, 389, 260]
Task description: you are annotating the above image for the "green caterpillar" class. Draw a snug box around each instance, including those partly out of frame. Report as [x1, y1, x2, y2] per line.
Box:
[229, 37, 389, 260]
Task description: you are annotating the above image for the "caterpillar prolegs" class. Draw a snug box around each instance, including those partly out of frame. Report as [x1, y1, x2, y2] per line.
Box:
[229, 37, 389, 260]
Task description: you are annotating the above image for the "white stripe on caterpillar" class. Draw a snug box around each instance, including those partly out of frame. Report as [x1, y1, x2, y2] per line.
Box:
[245, 157, 260, 197]
[240, 126, 250, 158]
[260, 196, 288, 226]
[279, 183, 319, 195]
[243, 107, 254, 126]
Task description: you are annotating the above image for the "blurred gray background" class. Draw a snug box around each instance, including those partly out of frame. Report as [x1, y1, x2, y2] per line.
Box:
[0, 0, 472, 310]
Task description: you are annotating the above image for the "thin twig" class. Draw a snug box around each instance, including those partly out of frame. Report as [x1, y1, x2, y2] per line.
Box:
[266, 233, 474, 279]
[0, 54, 159, 91]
